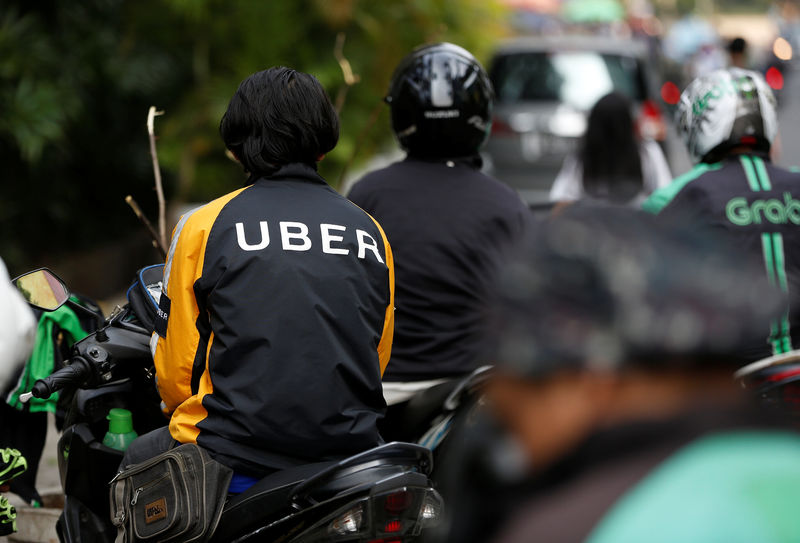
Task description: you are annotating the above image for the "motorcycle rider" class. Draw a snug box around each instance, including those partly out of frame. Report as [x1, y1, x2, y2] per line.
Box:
[122, 67, 395, 487]
[643, 67, 800, 362]
[549, 91, 672, 208]
[346, 43, 531, 436]
[438, 205, 800, 542]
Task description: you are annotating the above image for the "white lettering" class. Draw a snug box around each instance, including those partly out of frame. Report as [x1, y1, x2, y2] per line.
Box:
[357, 230, 384, 264]
[236, 221, 270, 251]
[280, 221, 312, 251]
[321, 224, 349, 255]
[424, 109, 460, 119]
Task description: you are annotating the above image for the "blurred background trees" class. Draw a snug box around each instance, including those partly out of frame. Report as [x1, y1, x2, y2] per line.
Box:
[1, 0, 792, 299]
[0, 0, 508, 297]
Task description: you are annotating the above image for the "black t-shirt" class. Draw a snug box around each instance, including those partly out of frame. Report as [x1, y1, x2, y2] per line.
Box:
[347, 156, 532, 381]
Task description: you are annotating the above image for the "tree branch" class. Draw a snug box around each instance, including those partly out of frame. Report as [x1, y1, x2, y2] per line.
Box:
[333, 33, 360, 114]
[147, 106, 167, 251]
[125, 195, 167, 260]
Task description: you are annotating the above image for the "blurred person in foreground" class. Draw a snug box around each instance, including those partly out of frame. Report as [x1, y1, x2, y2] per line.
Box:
[0, 257, 35, 535]
[0, 257, 36, 387]
[123, 67, 395, 488]
[643, 68, 800, 362]
[346, 43, 530, 437]
[549, 91, 672, 210]
[435, 205, 800, 543]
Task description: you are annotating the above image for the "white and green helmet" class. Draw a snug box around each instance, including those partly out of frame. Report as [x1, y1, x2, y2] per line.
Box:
[676, 68, 778, 164]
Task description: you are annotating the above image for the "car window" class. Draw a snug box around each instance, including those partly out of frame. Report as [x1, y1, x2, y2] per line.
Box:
[490, 51, 647, 109]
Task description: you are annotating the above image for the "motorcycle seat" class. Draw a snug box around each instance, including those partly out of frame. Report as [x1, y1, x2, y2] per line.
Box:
[289, 441, 432, 504]
[212, 443, 432, 542]
[213, 459, 337, 541]
[383, 379, 460, 441]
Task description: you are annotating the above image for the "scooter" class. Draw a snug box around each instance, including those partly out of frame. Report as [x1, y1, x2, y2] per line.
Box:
[13, 268, 443, 542]
[735, 349, 800, 423]
[380, 367, 493, 482]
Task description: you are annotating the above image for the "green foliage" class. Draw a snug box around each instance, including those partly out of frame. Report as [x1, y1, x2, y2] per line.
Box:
[0, 10, 80, 161]
[143, 0, 509, 198]
[0, 0, 509, 277]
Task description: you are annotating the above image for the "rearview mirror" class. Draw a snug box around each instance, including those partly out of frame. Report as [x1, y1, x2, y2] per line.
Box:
[13, 268, 70, 311]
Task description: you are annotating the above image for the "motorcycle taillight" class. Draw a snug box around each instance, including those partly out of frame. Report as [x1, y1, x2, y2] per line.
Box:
[384, 491, 413, 513]
[419, 491, 443, 528]
[313, 487, 443, 542]
[329, 503, 364, 536]
[372, 487, 443, 539]
[384, 520, 402, 532]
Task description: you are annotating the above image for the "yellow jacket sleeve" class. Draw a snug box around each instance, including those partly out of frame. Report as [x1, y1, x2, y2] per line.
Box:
[372, 218, 394, 377]
[153, 189, 246, 414]
[153, 214, 205, 413]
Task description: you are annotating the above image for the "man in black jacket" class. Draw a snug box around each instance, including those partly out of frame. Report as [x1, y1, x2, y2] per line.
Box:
[643, 68, 800, 362]
[347, 44, 530, 432]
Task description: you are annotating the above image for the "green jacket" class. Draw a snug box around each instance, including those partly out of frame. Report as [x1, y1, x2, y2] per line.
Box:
[588, 431, 800, 543]
[5, 300, 89, 412]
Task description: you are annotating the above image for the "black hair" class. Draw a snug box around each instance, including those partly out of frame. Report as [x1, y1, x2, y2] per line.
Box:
[728, 37, 747, 54]
[219, 67, 339, 177]
[580, 92, 643, 204]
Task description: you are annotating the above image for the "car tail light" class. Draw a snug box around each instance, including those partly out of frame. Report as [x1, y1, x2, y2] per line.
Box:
[638, 99, 667, 141]
[491, 117, 515, 136]
[766, 66, 784, 90]
[660, 81, 681, 105]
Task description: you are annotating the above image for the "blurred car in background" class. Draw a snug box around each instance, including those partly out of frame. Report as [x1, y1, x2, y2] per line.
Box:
[482, 35, 667, 205]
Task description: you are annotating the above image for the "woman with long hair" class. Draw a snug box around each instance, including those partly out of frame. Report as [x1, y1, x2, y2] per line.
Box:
[549, 92, 672, 206]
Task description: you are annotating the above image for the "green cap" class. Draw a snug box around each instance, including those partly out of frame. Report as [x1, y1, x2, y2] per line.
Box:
[107, 408, 134, 434]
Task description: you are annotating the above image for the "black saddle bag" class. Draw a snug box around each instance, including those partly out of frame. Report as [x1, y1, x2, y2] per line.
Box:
[109, 443, 233, 543]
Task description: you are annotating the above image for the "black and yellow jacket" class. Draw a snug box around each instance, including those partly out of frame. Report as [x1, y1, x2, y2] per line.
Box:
[153, 163, 394, 476]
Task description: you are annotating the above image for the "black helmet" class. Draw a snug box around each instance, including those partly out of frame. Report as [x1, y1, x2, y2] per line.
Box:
[484, 204, 785, 377]
[386, 42, 494, 158]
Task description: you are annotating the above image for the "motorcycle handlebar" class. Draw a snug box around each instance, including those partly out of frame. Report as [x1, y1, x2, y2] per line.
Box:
[19, 358, 93, 403]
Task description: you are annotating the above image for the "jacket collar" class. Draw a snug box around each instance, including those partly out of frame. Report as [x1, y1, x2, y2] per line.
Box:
[249, 162, 328, 186]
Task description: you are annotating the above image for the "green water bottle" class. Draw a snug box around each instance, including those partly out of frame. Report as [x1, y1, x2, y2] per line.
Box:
[102, 408, 138, 451]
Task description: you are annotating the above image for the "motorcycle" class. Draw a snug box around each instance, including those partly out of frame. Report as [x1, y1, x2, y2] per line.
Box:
[384, 369, 492, 447]
[13, 267, 443, 543]
[378, 366, 493, 487]
[735, 349, 800, 424]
